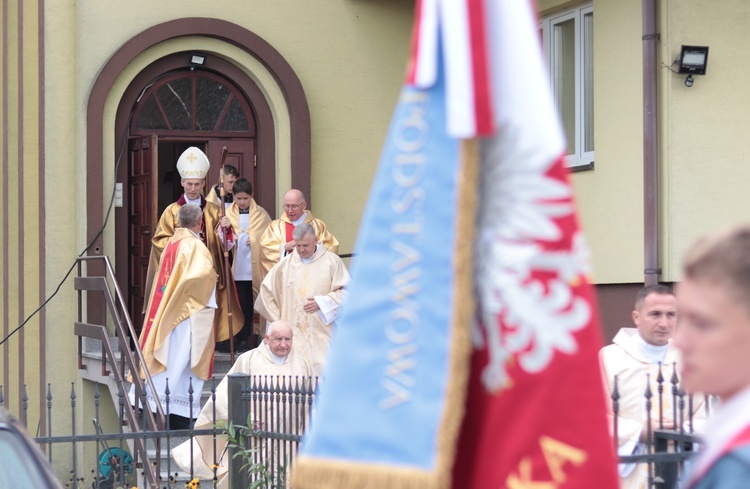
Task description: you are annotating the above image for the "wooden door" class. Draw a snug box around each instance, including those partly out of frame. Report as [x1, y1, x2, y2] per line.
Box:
[207, 139, 257, 200]
[128, 135, 158, 334]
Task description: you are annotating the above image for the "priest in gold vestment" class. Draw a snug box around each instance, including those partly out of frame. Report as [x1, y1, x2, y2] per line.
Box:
[599, 285, 706, 489]
[172, 320, 312, 488]
[258, 189, 339, 281]
[144, 146, 243, 344]
[130, 204, 218, 419]
[255, 223, 349, 376]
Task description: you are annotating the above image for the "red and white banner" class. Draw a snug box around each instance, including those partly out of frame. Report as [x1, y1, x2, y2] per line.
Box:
[410, 1, 621, 487]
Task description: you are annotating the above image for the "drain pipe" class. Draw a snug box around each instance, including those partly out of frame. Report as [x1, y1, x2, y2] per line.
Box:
[643, 0, 661, 286]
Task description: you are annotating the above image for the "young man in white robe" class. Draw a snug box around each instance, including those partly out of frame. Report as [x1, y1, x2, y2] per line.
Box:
[677, 224, 750, 488]
[216, 177, 271, 352]
[599, 285, 706, 489]
[255, 223, 349, 377]
[172, 320, 312, 488]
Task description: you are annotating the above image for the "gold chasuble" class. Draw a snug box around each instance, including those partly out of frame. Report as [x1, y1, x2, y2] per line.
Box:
[139, 228, 217, 381]
[145, 196, 243, 342]
[225, 197, 271, 298]
[258, 211, 339, 281]
[255, 246, 349, 376]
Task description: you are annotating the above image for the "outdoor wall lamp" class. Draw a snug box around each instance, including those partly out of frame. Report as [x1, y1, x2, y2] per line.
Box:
[189, 53, 206, 68]
[677, 45, 709, 88]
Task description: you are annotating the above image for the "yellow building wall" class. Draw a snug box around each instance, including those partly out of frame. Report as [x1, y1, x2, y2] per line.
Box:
[662, 1, 750, 282]
[539, 0, 750, 285]
[0, 0, 45, 425]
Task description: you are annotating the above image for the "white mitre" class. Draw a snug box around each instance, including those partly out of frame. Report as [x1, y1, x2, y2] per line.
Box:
[176, 147, 210, 179]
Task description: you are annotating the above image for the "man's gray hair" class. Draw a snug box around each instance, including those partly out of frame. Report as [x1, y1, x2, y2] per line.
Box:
[292, 222, 317, 241]
[177, 204, 203, 228]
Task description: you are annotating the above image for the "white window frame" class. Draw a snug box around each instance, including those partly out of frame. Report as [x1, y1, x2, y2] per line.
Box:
[540, 4, 594, 169]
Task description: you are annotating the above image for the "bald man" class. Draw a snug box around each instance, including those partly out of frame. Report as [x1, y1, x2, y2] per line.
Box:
[258, 189, 339, 282]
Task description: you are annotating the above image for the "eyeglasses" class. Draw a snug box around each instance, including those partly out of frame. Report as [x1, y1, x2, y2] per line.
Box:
[284, 202, 305, 211]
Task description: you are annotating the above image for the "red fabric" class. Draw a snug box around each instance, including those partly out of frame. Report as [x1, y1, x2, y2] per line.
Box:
[405, 0, 424, 85]
[451, 156, 619, 489]
[285, 221, 296, 243]
[726, 425, 750, 455]
[466, 0, 493, 136]
[140, 239, 180, 349]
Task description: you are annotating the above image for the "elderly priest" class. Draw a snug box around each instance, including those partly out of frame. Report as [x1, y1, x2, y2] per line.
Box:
[172, 320, 312, 488]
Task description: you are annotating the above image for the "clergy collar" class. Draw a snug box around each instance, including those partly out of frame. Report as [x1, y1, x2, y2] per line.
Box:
[300, 244, 320, 264]
[264, 342, 288, 365]
[290, 212, 307, 227]
[188, 229, 202, 240]
[178, 193, 205, 208]
[239, 208, 250, 214]
[633, 332, 669, 364]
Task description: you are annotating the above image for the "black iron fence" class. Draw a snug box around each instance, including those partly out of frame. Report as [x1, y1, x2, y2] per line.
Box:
[224, 374, 318, 488]
[1, 374, 317, 488]
[610, 364, 715, 489]
[2, 365, 717, 489]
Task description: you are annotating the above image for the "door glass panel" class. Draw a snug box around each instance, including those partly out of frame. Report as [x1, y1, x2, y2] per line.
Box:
[133, 70, 254, 134]
[157, 78, 193, 130]
[196, 76, 230, 131]
[220, 98, 250, 132]
[136, 95, 169, 130]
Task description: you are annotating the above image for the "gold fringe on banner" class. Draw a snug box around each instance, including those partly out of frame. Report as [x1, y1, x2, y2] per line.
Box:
[290, 139, 479, 489]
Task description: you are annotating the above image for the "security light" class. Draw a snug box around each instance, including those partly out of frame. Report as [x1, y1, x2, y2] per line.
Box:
[678, 45, 708, 87]
[190, 53, 206, 67]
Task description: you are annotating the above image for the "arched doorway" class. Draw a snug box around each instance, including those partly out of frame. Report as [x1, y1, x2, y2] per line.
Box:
[88, 19, 311, 331]
[114, 52, 278, 333]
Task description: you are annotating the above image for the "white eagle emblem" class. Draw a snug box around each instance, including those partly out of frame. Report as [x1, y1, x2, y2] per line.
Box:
[474, 128, 592, 393]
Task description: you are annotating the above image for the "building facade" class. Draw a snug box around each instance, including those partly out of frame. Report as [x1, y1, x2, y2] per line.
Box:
[0, 0, 747, 478]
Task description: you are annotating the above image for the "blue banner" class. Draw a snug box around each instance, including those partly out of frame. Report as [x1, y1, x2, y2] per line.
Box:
[299, 65, 462, 471]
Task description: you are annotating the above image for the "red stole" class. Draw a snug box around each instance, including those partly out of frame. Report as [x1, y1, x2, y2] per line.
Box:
[140, 238, 180, 349]
[285, 221, 295, 243]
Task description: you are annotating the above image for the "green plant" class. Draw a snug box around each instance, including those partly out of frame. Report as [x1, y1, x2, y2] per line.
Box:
[223, 417, 287, 489]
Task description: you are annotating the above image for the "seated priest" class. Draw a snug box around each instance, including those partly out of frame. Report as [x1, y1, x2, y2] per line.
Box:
[172, 320, 312, 488]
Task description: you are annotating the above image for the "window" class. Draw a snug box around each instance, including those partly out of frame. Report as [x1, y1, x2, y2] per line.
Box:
[133, 71, 255, 135]
[540, 4, 594, 169]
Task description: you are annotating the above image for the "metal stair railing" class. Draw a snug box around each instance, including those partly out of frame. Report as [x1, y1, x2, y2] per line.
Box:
[74, 255, 164, 488]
